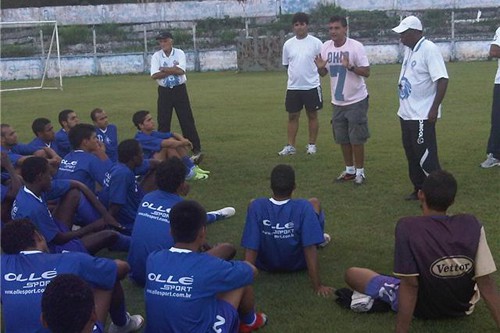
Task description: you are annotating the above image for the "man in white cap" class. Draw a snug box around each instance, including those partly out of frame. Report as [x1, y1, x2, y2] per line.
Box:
[392, 16, 449, 200]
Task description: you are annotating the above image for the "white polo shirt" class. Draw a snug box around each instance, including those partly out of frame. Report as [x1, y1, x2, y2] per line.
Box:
[397, 37, 449, 120]
[150, 47, 187, 88]
[282, 34, 323, 90]
[492, 27, 500, 84]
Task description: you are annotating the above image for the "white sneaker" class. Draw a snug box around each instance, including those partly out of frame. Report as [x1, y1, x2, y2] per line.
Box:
[318, 233, 331, 248]
[480, 153, 500, 168]
[209, 207, 236, 221]
[354, 173, 365, 185]
[306, 144, 317, 155]
[350, 291, 374, 313]
[108, 313, 144, 333]
[278, 145, 296, 156]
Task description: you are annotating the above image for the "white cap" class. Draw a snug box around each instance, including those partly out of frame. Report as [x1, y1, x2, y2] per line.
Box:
[392, 16, 423, 33]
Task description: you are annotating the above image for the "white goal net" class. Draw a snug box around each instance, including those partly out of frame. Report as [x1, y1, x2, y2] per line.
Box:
[1, 21, 63, 92]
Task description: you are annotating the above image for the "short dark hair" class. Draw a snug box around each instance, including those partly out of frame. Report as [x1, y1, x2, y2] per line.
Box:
[170, 200, 206, 243]
[1, 123, 11, 136]
[292, 12, 309, 25]
[422, 170, 457, 212]
[42, 274, 95, 333]
[1, 219, 38, 254]
[68, 123, 95, 150]
[21, 156, 48, 183]
[58, 109, 75, 127]
[118, 139, 142, 164]
[132, 110, 150, 130]
[270, 164, 295, 197]
[90, 108, 103, 121]
[32, 118, 51, 136]
[329, 15, 347, 27]
[156, 157, 186, 193]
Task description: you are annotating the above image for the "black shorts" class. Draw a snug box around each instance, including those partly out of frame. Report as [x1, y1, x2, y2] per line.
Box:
[285, 87, 323, 113]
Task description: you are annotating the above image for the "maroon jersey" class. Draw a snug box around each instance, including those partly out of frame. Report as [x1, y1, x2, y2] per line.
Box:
[394, 214, 482, 319]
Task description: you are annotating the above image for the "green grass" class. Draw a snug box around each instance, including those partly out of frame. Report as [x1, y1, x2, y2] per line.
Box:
[1, 62, 499, 332]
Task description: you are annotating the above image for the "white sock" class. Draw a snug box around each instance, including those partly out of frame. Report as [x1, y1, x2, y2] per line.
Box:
[356, 168, 364, 176]
[346, 166, 355, 174]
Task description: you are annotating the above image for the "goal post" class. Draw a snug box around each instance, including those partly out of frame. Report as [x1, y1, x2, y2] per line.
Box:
[1, 20, 63, 92]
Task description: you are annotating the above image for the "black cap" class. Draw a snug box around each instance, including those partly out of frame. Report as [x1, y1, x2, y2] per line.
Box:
[156, 31, 173, 40]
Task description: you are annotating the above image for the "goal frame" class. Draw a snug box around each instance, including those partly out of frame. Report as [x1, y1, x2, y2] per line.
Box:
[1, 20, 63, 92]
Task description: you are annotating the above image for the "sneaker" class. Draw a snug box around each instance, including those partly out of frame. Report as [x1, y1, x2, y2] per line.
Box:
[239, 312, 268, 333]
[404, 191, 418, 201]
[192, 172, 209, 180]
[194, 165, 210, 174]
[190, 151, 204, 165]
[354, 173, 365, 185]
[108, 313, 144, 333]
[306, 144, 317, 155]
[318, 233, 331, 248]
[335, 171, 356, 182]
[278, 145, 296, 156]
[209, 207, 236, 221]
[350, 291, 374, 313]
[480, 153, 500, 168]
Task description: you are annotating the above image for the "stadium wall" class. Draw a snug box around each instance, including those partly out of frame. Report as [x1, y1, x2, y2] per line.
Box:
[1, 1, 498, 25]
[0, 41, 491, 81]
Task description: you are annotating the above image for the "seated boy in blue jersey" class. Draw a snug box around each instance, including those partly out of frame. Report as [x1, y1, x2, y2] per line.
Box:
[99, 139, 158, 235]
[1, 219, 144, 333]
[241, 164, 333, 297]
[55, 109, 80, 157]
[91, 108, 119, 163]
[12, 156, 128, 254]
[132, 110, 209, 180]
[1, 151, 22, 223]
[56, 123, 113, 194]
[342, 170, 500, 331]
[1, 123, 60, 169]
[128, 156, 236, 286]
[27, 117, 63, 158]
[144, 200, 267, 333]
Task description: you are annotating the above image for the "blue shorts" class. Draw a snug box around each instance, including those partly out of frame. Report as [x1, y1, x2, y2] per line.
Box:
[365, 275, 400, 312]
[210, 299, 239, 333]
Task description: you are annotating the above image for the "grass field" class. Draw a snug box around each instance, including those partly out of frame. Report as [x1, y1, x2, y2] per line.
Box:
[2, 61, 500, 332]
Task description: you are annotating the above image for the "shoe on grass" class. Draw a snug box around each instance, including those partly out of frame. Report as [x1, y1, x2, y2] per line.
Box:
[306, 144, 317, 155]
[278, 145, 296, 156]
[480, 153, 500, 168]
[108, 313, 144, 333]
[239, 312, 268, 333]
[318, 233, 331, 248]
[335, 171, 356, 182]
[194, 165, 210, 174]
[354, 173, 365, 185]
[192, 172, 209, 180]
[209, 207, 236, 221]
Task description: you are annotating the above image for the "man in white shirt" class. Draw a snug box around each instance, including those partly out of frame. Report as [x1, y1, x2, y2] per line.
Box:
[392, 16, 448, 200]
[480, 26, 500, 168]
[278, 12, 323, 156]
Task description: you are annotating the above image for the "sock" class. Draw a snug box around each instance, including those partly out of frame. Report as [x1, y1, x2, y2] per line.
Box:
[109, 234, 131, 252]
[240, 310, 256, 325]
[205, 212, 217, 224]
[182, 156, 195, 170]
[110, 303, 128, 327]
[346, 166, 355, 174]
[356, 168, 365, 176]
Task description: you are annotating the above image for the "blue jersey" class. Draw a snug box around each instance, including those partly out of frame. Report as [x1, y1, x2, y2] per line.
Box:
[95, 124, 118, 163]
[55, 129, 71, 157]
[134, 131, 173, 159]
[127, 190, 182, 286]
[11, 181, 87, 253]
[26, 137, 61, 156]
[241, 198, 324, 272]
[99, 162, 143, 230]
[56, 150, 113, 193]
[145, 248, 254, 333]
[10, 143, 35, 156]
[1, 251, 116, 333]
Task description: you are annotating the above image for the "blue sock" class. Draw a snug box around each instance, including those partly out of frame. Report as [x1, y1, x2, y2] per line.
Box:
[110, 302, 127, 327]
[206, 213, 217, 224]
[109, 234, 131, 252]
[240, 310, 256, 325]
[182, 156, 195, 170]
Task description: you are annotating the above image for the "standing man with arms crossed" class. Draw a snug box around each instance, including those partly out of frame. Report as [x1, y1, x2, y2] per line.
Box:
[480, 26, 500, 168]
[150, 31, 203, 164]
[392, 16, 448, 200]
[279, 12, 323, 156]
[315, 16, 371, 185]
